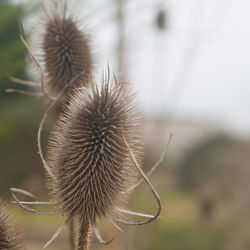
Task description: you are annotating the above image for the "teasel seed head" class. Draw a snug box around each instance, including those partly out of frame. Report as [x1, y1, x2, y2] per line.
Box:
[46, 75, 143, 224]
[0, 199, 25, 250]
[41, 2, 93, 98]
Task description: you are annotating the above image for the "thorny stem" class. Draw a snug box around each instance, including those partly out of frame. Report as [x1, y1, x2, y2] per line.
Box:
[77, 219, 90, 250]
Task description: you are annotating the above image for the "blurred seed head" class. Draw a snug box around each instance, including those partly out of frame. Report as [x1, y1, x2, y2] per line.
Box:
[41, 2, 93, 98]
[46, 75, 143, 223]
[0, 200, 25, 250]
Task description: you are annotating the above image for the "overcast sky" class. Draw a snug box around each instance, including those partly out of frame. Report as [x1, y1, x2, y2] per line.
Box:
[124, 0, 250, 136]
[18, 0, 250, 136]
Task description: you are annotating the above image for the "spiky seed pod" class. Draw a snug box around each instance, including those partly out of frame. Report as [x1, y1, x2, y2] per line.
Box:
[0, 200, 25, 250]
[41, 3, 92, 98]
[46, 77, 143, 240]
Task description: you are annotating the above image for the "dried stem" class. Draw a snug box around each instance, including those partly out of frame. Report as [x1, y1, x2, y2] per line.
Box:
[77, 219, 90, 250]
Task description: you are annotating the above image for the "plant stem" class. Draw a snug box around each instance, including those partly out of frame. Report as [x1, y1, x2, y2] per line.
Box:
[77, 219, 90, 250]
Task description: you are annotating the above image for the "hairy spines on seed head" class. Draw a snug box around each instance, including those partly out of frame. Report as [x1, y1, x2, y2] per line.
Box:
[0, 199, 25, 250]
[41, 2, 93, 98]
[46, 76, 143, 223]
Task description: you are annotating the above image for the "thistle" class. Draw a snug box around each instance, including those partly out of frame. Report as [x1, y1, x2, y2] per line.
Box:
[11, 73, 162, 249]
[46, 76, 143, 249]
[7, 1, 93, 103]
[0, 199, 25, 250]
[41, 1, 92, 98]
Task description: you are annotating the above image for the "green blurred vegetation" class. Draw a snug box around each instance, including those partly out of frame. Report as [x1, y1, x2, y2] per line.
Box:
[0, 98, 46, 195]
[0, 0, 46, 197]
[179, 134, 250, 202]
[0, 0, 27, 102]
[179, 135, 232, 190]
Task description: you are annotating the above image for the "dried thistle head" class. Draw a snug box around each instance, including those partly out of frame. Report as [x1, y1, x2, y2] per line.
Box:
[0, 200, 25, 250]
[41, 2, 93, 98]
[10, 71, 161, 248]
[46, 75, 143, 224]
[7, 1, 93, 103]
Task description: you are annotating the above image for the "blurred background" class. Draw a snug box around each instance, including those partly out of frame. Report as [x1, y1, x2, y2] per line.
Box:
[1, 0, 250, 249]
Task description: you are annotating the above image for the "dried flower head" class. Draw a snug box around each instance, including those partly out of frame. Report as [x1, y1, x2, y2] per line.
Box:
[0, 199, 24, 250]
[47, 76, 143, 224]
[7, 1, 93, 102]
[41, 2, 92, 98]
[10, 73, 162, 249]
